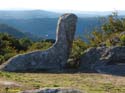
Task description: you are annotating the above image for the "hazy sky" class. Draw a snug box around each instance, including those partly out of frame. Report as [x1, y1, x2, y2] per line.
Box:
[0, 0, 125, 11]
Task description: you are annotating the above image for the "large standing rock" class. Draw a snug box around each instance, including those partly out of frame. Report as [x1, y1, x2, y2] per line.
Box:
[20, 88, 82, 93]
[80, 46, 125, 75]
[0, 13, 77, 72]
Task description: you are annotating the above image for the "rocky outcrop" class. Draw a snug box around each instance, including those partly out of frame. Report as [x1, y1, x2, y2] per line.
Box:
[80, 46, 125, 75]
[20, 88, 82, 93]
[0, 13, 77, 72]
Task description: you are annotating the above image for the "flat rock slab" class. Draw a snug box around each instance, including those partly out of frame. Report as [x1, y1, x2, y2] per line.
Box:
[0, 80, 21, 87]
[20, 88, 83, 93]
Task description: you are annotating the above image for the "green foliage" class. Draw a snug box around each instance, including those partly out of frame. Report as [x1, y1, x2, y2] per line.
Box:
[29, 41, 52, 51]
[88, 12, 125, 47]
[0, 55, 4, 64]
[68, 38, 88, 68]
[120, 34, 125, 46]
[102, 12, 125, 33]
[19, 38, 32, 51]
[71, 38, 88, 58]
[0, 33, 18, 64]
[105, 40, 112, 47]
[88, 30, 105, 47]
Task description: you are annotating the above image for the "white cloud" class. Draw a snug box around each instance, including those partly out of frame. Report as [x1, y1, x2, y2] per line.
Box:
[0, 0, 125, 11]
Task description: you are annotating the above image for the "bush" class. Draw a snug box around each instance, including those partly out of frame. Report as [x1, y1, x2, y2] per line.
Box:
[0, 55, 4, 64]
[68, 38, 88, 68]
[19, 38, 32, 51]
[120, 34, 125, 46]
[88, 12, 125, 47]
[29, 41, 52, 51]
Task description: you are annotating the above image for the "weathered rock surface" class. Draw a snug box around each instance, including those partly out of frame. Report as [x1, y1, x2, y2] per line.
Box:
[0, 13, 77, 72]
[0, 80, 21, 87]
[80, 46, 125, 75]
[20, 88, 82, 93]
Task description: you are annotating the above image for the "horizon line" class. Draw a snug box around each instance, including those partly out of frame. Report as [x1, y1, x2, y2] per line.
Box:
[0, 9, 125, 12]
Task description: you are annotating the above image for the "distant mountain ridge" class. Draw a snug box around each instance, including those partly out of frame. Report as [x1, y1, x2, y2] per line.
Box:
[0, 10, 61, 19]
[0, 24, 26, 38]
[52, 10, 125, 17]
[76, 10, 125, 17]
[0, 10, 124, 39]
[0, 10, 125, 19]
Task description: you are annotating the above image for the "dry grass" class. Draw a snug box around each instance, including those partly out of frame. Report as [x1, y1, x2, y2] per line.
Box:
[0, 71, 125, 93]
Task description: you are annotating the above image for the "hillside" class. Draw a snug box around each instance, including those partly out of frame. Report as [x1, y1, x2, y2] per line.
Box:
[0, 24, 26, 38]
[0, 24, 42, 41]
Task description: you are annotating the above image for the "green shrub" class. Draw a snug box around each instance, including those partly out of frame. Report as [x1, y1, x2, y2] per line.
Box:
[68, 38, 88, 68]
[29, 41, 52, 51]
[106, 40, 112, 47]
[0, 55, 4, 64]
[88, 12, 125, 47]
[120, 34, 125, 46]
